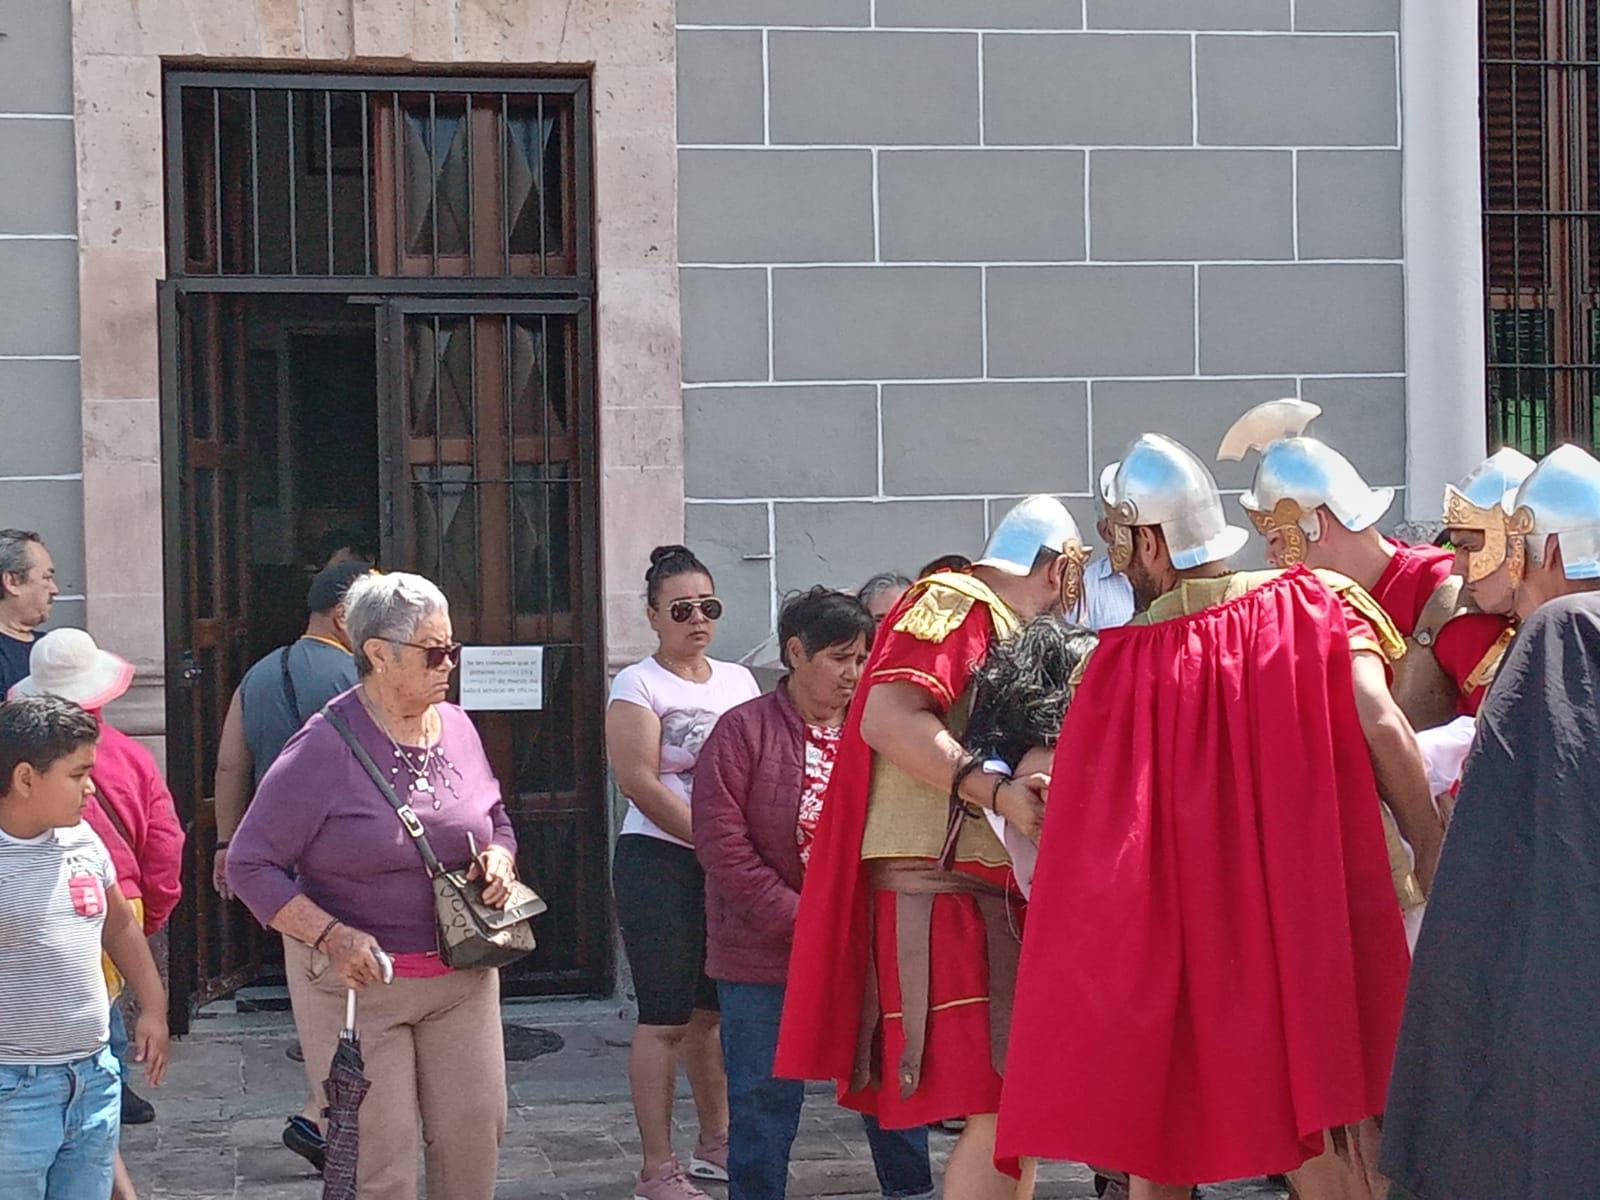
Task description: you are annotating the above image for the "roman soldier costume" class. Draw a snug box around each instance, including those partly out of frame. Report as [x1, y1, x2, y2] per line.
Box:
[1415, 448, 1539, 812]
[996, 435, 1411, 1188]
[775, 496, 1088, 1130]
[1220, 399, 1512, 728]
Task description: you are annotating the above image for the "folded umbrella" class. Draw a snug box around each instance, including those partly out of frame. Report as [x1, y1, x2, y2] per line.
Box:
[321, 950, 391, 1200]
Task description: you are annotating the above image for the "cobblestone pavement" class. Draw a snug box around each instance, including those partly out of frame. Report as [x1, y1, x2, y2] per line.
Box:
[120, 1001, 1286, 1200]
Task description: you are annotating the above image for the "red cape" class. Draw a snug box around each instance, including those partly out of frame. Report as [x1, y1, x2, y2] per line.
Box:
[774, 583, 994, 1110]
[994, 569, 1409, 1185]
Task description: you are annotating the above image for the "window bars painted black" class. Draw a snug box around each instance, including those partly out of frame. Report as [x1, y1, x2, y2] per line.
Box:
[164, 72, 592, 286]
[1481, 0, 1600, 454]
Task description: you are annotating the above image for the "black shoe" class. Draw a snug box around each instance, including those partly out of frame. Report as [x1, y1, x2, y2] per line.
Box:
[283, 1115, 326, 1174]
[121, 1084, 155, 1125]
[287, 1042, 305, 1063]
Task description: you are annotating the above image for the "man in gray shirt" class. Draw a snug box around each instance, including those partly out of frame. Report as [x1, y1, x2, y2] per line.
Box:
[208, 556, 364, 896]
[211, 559, 368, 896]
[208, 559, 368, 1176]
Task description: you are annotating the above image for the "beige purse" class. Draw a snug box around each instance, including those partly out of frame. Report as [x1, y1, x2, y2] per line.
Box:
[325, 706, 546, 970]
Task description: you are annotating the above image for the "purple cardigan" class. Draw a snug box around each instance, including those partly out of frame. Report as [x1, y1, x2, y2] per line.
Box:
[228, 689, 516, 955]
[691, 681, 813, 985]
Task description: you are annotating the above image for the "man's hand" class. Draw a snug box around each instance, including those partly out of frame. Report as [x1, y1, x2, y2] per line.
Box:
[132, 1009, 170, 1086]
[995, 774, 1049, 844]
[212, 847, 233, 901]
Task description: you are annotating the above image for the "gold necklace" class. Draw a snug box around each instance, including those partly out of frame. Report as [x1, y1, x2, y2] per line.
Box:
[655, 653, 710, 681]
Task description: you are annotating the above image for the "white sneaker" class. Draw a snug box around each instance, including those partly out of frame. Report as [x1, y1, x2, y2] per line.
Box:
[688, 1132, 728, 1183]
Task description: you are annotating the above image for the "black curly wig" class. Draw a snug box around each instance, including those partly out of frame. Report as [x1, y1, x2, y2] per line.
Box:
[958, 616, 1098, 786]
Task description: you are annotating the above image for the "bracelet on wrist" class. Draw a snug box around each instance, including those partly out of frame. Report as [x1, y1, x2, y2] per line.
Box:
[311, 917, 341, 951]
[214, 840, 230, 850]
[989, 774, 1007, 811]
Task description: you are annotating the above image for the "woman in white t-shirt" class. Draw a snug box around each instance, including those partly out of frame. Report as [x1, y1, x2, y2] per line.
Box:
[606, 545, 759, 1200]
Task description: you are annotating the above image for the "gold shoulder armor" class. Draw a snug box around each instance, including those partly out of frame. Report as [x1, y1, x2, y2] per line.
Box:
[893, 580, 978, 643]
[1312, 570, 1407, 662]
[892, 572, 1021, 642]
[1464, 624, 1517, 694]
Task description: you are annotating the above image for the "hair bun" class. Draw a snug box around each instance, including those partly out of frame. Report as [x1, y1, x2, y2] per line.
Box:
[649, 544, 694, 569]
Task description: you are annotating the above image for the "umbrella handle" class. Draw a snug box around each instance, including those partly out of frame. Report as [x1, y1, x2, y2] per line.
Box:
[341, 948, 395, 1034]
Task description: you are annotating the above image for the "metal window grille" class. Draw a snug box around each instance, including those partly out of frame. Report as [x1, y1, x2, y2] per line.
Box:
[1481, 0, 1600, 454]
[164, 71, 593, 290]
[159, 70, 607, 1007]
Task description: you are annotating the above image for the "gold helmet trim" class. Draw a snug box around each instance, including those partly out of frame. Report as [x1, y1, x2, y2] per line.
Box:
[1444, 485, 1527, 586]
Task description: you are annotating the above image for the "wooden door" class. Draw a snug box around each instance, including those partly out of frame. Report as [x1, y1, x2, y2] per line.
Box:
[159, 283, 263, 1025]
[378, 298, 609, 994]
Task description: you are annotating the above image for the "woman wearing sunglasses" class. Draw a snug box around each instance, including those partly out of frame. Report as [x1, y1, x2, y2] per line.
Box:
[607, 545, 760, 1200]
[228, 571, 521, 1200]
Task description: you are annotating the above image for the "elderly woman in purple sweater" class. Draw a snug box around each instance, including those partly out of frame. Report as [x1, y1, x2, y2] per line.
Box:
[228, 572, 520, 1200]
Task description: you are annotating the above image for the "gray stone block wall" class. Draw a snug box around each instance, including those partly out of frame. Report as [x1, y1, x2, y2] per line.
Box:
[0, 0, 84, 629]
[678, 5, 1406, 658]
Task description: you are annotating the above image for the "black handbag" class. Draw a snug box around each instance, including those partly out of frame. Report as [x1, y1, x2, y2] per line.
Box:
[323, 705, 546, 970]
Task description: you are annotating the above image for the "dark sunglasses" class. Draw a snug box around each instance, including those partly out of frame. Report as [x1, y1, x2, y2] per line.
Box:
[390, 640, 463, 669]
[668, 597, 723, 623]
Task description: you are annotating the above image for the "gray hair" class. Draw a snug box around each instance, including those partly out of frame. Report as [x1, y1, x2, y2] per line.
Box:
[0, 529, 42, 585]
[855, 571, 912, 607]
[343, 572, 450, 675]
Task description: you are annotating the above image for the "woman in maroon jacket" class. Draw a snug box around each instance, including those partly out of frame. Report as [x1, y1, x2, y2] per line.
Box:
[692, 588, 933, 1200]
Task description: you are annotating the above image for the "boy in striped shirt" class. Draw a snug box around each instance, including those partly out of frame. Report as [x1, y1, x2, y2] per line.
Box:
[0, 695, 170, 1199]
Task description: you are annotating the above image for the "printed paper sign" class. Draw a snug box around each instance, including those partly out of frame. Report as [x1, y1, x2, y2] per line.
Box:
[459, 645, 545, 711]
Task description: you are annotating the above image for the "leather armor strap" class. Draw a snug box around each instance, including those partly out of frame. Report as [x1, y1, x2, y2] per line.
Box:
[858, 862, 1017, 1101]
[1412, 574, 1469, 649]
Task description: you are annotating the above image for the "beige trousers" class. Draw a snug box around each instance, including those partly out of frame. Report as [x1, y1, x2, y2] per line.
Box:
[285, 938, 507, 1200]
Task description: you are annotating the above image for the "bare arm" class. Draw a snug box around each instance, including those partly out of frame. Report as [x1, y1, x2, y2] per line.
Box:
[605, 700, 693, 844]
[102, 883, 169, 1086]
[212, 689, 253, 899]
[266, 893, 386, 990]
[859, 680, 1049, 843]
[1351, 653, 1443, 895]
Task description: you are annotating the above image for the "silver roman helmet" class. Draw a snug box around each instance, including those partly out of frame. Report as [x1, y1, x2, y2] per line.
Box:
[1103, 433, 1249, 572]
[975, 495, 1092, 610]
[1508, 444, 1600, 581]
[1217, 398, 1394, 565]
[1441, 447, 1537, 584]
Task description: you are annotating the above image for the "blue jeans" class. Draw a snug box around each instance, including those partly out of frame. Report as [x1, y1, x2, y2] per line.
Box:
[107, 1005, 128, 1069]
[0, 1046, 122, 1200]
[718, 981, 933, 1200]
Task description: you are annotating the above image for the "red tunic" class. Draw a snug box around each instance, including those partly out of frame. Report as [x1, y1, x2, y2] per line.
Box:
[1369, 542, 1512, 716]
[776, 583, 1015, 1125]
[995, 569, 1409, 1185]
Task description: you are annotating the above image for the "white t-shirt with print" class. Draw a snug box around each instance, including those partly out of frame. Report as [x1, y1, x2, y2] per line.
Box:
[608, 656, 760, 848]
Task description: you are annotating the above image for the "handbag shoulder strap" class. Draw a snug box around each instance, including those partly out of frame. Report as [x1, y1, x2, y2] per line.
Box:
[93, 789, 137, 855]
[280, 644, 305, 725]
[322, 703, 444, 878]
